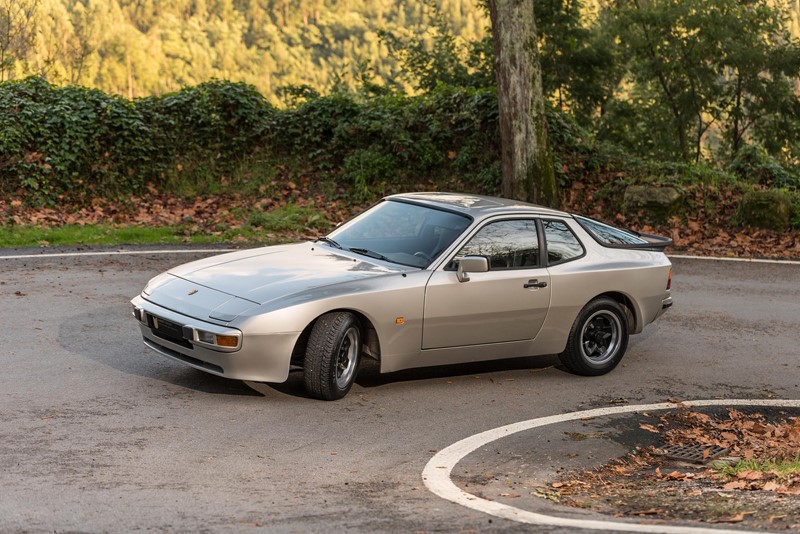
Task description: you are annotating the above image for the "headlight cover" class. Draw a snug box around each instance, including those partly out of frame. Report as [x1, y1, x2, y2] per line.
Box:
[142, 272, 175, 296]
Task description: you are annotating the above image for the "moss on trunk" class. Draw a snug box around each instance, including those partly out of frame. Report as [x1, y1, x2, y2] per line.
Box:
[489, 0, 558, 207]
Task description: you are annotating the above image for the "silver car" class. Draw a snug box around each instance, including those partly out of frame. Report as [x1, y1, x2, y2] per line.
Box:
[131, 193, 673, 400]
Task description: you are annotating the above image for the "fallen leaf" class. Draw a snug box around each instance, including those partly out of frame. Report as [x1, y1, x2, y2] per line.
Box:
[665, 470, 686, 480]
[713, 511, 755, 524]
[736, 470, 763, 481]
[723, 480, 749, 490]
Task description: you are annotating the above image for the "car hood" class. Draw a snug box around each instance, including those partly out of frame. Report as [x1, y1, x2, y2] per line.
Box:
[163, 242, 406, 308]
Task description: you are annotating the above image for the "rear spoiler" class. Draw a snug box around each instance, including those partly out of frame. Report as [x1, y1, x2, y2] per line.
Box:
[626, 230, 673, 251]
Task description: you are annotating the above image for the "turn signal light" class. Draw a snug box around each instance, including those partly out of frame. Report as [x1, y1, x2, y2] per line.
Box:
[215, 335, 239, 348]
[194, 329, 240, 349]
[666, 267, 673, 290]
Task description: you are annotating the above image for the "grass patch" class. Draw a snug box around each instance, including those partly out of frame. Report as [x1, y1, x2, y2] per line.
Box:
[717, 455, 800, 482]
[245, 204, 330, 233]
[0, 204, 332, 249]
[0, 224, 212, 248]
[0, 224, 294, 248]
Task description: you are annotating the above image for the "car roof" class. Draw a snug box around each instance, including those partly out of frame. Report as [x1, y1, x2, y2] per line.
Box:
[386, 192, 572, 219]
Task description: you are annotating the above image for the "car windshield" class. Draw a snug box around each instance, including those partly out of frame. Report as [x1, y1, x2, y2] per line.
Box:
[574, 215, 648, 246]
[324, 199, 472, 268]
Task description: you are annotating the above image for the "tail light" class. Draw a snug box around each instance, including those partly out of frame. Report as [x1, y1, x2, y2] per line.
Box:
[666, 267, 673, 290]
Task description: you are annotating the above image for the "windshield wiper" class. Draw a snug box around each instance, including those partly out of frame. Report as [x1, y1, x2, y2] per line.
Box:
[316, 236, 343, 249]
[349, 247, 393, 263]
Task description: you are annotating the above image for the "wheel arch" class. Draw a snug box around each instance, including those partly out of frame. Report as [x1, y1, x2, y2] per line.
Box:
[594, 291, 639, 333]
[291, 309, 382, 368]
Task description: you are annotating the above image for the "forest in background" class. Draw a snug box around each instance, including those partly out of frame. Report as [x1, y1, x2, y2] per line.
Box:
[2, 0, 489, 100]
[5, 0, 800, 165]
[5, 1, 800, 103]
[2, 0, 800, 257]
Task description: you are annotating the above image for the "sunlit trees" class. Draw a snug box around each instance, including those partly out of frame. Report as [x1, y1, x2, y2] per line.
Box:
[4, 0, 490, 102]
[608, 0, 800, 162]
[0, 0, 39, 81]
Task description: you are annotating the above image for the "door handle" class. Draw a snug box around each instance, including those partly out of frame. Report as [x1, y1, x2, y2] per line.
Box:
[524, 279, 548, 289]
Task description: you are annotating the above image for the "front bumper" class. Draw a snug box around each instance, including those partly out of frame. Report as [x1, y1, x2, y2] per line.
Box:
[131, 296, 297, 383]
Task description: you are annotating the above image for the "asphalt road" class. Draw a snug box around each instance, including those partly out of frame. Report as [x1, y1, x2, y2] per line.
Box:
[1, 249, 798, 533]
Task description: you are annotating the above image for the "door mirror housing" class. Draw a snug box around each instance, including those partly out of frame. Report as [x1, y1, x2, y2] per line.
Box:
[457, 255, 489, 282]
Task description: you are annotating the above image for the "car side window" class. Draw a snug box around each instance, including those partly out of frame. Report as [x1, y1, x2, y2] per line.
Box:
[543, 220, 584, 266]
[451, 219, 540, 270]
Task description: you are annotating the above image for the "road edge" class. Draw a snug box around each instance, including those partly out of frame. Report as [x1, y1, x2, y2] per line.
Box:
[422, 398, 800, 533]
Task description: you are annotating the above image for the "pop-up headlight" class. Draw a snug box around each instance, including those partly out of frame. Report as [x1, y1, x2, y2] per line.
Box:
[142, 273, 174, 296]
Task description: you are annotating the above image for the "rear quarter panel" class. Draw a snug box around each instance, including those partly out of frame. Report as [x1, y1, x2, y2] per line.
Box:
[533, 222, 672, 354]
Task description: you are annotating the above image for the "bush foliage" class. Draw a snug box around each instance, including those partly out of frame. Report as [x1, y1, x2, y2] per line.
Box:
[0, 77, 275, 203]
[2, 75, 797, 232]
[0, 77, 510, 204]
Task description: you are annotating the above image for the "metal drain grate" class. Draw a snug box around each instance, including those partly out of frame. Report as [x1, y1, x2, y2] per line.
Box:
[660, 444, 729, 464]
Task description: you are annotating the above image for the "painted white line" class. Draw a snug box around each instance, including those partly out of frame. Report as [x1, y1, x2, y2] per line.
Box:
[669, 254, 799, 265]
[0, 248, 237, 260]
[423, 398, 800, 533]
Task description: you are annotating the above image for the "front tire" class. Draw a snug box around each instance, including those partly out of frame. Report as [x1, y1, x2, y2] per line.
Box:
[304, 312, 362, 400]
[558, 297, 629, 376]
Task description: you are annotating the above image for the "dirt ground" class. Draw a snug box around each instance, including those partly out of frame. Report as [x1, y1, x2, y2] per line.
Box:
[552, 408, 800, 531]
[452, 406, 800, 531]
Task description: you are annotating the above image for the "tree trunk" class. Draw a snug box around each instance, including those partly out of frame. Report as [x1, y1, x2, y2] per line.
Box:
[488, 0, 558, 207]
[731, 72, 743, 155]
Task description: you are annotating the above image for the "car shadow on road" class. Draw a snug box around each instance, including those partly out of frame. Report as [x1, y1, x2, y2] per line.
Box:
[59, 305, 264, 396]
[258, 356, 562, 399]
[61, 303, 564, 399]
[354, 355, 562, 389]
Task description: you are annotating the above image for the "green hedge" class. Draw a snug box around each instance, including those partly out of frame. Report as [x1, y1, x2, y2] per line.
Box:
[2, 77, 595, 205]
[270, 86, 502, 195]
[0, 77, 274, 203]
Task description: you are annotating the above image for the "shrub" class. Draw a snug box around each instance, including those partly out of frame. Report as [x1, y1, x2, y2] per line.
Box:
[0, 78, 584, 206]
[136, 80, 275, 189]
[341, 148, 398, 200]
[728, 145, 799, 189]
[0, 77, 154, 202]
[739, 189, 793, 230]
[0, 77, 274, 203]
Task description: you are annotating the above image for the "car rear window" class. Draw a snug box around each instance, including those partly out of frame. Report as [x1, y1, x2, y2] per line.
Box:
[574, 215, 648, 246]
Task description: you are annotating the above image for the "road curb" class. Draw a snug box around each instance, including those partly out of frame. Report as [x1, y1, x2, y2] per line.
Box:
[423, 399, 800, 533]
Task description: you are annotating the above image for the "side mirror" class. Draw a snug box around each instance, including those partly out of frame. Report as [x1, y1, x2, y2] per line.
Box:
[457, 255, 489, 282]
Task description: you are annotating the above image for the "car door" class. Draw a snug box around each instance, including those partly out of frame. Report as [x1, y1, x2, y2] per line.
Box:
[422, 218, 552, 349]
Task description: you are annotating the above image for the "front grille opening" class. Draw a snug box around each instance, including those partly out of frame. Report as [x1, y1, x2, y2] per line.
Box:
[147, 314, 193, 350]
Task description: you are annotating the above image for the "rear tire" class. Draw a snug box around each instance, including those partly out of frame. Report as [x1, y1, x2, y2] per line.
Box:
[303, 312, 362, 400]
[558, 297, 629, 376]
